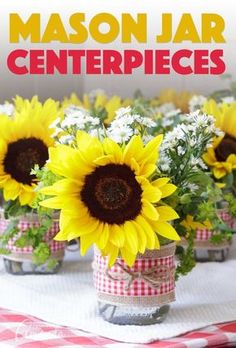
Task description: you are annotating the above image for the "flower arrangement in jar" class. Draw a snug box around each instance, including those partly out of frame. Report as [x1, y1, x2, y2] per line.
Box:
[0, 97, 65, 274]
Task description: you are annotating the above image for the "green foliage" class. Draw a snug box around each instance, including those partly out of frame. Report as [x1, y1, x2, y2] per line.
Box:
[3, 200, 31, 220]
[0, 212, 56, 266]
[224, 193, 236, 218]
[175, 229, 196, 280]
[210, 232, 232, 245]
[31, 165, 60, 212]
[91, 107, 108, 122]
[33, 242, 51, 265]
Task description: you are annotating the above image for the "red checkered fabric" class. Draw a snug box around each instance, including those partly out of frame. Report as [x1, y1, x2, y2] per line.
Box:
[196, 209, 234, 242]
[0, 307, 236, 347]
[196, 229, 213, 241]
[0, 216, 65, 254]
[218, 209, 233, 227]
[93, 250, 175, 297]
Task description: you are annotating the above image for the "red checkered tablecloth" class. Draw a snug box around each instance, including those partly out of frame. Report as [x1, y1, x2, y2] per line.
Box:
[0, 307, 236, 348]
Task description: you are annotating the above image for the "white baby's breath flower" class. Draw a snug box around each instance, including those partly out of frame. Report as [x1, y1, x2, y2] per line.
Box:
[107, 126, 134, 144]
[177, 146, 185, 155]
[50, 117, 61, 129]
[221, 96, 235, 104]
[0, 103, 15, 116]
[115, 106, 132, 119]
[142, 134, 154, 144]
[59, 135, 74, 145]
[61, 117, 82, 128]
[155, 102, 176, 115]
[165, 109, 181, 118]
[135, 115, 156, 128]
[186, 183, 199, 192]
[188, 95, 207, 112]
[198, 159, 208, 170]
[160, 163, 170, 172]
[51, 127, 62, 138]
[89, 128, 106, 139]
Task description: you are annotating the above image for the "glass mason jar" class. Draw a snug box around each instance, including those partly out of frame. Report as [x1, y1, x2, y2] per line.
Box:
[196, 207, 233, 262]
[183, 208, 233, 262]
[0, 214, 65, 275]
[93, 242, 176, 325]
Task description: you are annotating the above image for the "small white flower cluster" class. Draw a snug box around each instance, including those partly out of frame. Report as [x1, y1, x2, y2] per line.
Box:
[161, 109, 183, 128]
[106, 106, 155, 144]
[50, 105, 101, 145]
[221, 96, 235, 104]
[0, 103, 15, 117]
[159, 111, 222, 175]
[188, 95, 207, 113]
[62, 106, 100, 128]
[186, 111, 224, 138]
[154, 102, 176, 115]
[183, 183, 199, 193]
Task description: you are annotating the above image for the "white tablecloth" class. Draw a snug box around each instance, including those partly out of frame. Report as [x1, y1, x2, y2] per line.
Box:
[0, 239, 236, 344]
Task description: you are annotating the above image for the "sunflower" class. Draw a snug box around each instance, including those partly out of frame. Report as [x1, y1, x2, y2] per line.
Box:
[62, 92, 132, 124]
[181, 215, 212, 231]
[40, 131, 180, 266]
[203, 99, 236, 179]
[0, 100, 57, 205]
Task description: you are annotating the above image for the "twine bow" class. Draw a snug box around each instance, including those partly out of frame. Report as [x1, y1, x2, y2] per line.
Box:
[106, 263, 175, 291]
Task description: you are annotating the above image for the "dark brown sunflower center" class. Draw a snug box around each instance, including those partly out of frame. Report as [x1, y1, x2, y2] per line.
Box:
[80, 164, 142, 225]
[215, 134, 236, 162]
[3, 138, 48, 185]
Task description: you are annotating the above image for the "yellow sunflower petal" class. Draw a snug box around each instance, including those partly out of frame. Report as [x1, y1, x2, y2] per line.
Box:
[154, 221, 180, 241]
[152, 178, 170, 188]
[132, 221, 147, 253]
[109, 224, 125, 248]
[103, 138, 122, 162]
[96, 223, 109, 250]
[139, 134, 163, 163]
[123, 221, 139, 255]
[123, 135, 143, 164]
[40, 196, 68, 209]
[159, 184, 177, 198]
[18, 190, 35, 206]
[107, 244, 119, 268]
[213, 167, 227, 179]
[120, 247, 136, 267]
[136, 215, 156, 249]
[227, 154, 236, 166]
[156, 206, 179, 221]
[142, 199, 159, 221]
[80, 230, 100, 256]
[142, 184, 162, 203]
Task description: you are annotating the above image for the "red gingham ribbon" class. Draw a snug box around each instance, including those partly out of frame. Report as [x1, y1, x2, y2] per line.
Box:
[0, 215, 65, 254]
[93, 247, 175, 298]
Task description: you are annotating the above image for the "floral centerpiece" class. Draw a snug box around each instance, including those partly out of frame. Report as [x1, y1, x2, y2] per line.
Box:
[188, 98, 236, 261]
[0, 97, 65, 274]
[37, 103, 221, 325]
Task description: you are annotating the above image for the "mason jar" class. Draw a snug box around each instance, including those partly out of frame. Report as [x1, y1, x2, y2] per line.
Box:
[93, 242, 176, 325]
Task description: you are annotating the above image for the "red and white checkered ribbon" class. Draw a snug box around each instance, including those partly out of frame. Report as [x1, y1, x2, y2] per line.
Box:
[93, 244, 175, 300]
[196, 209, 234, 241]
[0, 214, 65, 254]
